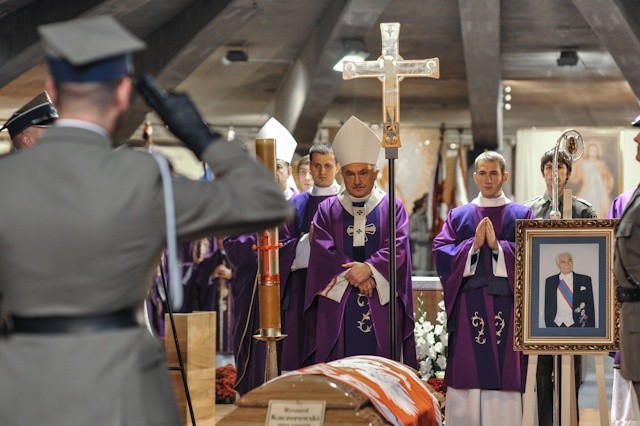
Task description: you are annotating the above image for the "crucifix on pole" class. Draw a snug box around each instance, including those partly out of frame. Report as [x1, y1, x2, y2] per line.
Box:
[342, 22, 439, 361]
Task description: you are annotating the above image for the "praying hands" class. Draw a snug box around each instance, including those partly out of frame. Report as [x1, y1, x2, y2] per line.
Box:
[473, 217, 499, 251]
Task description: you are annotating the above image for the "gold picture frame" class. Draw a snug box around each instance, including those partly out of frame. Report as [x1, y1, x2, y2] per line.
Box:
[514, 219, 619, 352]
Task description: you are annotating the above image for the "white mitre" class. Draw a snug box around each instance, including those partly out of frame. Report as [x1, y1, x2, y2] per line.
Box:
[332, 116, 381, 166]
[257, 117, 297, 164]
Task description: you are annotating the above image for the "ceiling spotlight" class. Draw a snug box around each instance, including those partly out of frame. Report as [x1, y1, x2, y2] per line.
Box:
[557, 49, 578, 66]
[333, 39, 369, 72]
[222, 49, 248, 65]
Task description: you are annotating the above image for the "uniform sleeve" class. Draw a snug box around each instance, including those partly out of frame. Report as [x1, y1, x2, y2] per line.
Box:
[172, 142, 293, 242]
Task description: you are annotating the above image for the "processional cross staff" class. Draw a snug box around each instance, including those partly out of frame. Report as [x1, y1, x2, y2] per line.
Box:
[342, 22, 439, 361]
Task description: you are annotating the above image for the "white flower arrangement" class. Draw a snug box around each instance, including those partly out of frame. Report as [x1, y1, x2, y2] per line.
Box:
[414, 299, 448, 379]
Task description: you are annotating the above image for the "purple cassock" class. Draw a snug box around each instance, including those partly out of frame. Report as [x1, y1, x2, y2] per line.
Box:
[146, 242, 200, 337]
[193, 239, 234, 354]
[224, 227, 295, 395]
[280, 189, 337, 371]
[608, 187, 636, 219]
[432, 202, 534, 392]
[304, 190, 417, 368]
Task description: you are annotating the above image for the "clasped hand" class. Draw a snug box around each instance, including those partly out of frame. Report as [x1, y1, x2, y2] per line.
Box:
[343, 261, 375, 297]
[473, 217, 499, 251]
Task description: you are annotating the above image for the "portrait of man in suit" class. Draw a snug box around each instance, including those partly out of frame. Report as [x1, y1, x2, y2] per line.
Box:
[544, 252, 596, 327]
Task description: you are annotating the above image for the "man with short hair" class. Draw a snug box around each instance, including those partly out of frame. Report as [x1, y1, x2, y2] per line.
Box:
[522, 149, 597, 219]
[281, 143, 340, 371]
[1, 91, 58, 151]
[0, 15, 290, 424]
[544, 252, 595, 328]
[304, 116, 416, 368]
[297, 154, 313, 192]
[433, 151, 534, 426]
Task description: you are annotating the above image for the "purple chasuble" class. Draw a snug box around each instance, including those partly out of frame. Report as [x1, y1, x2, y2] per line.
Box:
[194, 239, 234, 353]
[608, 187, 636, 219]
[280, 191, 336, 370]
[432, 202, 534, 392]
[305, 194, 417, 368]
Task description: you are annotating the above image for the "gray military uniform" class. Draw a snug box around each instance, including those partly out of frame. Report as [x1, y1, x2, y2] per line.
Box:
[614, 187, 640, 383]
[521, 193, 598, 219]
[0, 125, 290, 425]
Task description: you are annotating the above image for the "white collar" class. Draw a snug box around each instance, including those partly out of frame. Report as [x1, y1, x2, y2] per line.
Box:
[471, 191, 511, 207]
[310, 181, 340, 197]
[54, 119, 110, 139]
[283, 187, 294, 200]
[338, 182, 385, 217]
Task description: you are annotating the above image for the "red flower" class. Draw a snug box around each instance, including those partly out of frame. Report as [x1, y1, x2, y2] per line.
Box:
[427, 377, 447, 394]
[216, 364, 237, 403]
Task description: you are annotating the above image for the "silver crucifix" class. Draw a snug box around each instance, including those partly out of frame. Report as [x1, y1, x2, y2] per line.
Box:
[342, 22, 439, 148]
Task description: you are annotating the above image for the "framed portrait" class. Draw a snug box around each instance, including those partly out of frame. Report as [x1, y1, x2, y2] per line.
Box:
[514, 219, 619, 352]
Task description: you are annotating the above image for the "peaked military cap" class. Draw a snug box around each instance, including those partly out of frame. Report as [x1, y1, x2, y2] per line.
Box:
[1, 91, 58, 139]
[37, 15, 146, 82]
[632, 114, 640, 127]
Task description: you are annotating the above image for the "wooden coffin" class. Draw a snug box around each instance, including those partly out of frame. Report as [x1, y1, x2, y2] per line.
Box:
[217, 373, 388, 425]
[219, 355, 442, 425]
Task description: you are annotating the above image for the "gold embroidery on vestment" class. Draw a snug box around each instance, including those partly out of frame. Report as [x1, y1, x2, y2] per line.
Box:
[357, 310, 373, 333]
[495, 311, 505, 345]
[357, 294, 367, 307]
[471, 311, 486, 344]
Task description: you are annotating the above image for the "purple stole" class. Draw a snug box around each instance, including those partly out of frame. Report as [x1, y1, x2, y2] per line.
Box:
[432, 202, 534, 391]
[305, 194, 416, 368]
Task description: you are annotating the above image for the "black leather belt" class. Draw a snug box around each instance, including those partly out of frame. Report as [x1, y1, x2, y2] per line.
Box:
[617, 287, 640, 303]
[9, 308, 139, 334]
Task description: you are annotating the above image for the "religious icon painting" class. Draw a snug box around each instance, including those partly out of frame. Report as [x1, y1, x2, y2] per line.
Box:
[514, 219, 619, 352]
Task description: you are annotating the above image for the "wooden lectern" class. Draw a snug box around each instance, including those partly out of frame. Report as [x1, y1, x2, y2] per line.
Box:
[165, 311, 217, 424]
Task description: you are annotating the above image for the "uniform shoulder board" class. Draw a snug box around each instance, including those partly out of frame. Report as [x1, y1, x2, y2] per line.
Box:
[521, 195, 542, 206]
[573, 196, 593, 207]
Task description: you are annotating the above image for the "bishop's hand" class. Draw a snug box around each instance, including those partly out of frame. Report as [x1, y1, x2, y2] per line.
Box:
[343, 261, 372, 285]
[136, 73, 221, 159]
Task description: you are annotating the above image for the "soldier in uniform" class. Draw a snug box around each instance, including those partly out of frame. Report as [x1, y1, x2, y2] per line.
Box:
[0, 15, 290, 425]
[613, 114, 640, 410]
[1, 91, 58, 151]
[522, 149, 598, 219]
[522, 148, 597, 426]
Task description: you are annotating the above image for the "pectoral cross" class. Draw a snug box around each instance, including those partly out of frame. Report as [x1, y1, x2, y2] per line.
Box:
[342, 22, 439, 149]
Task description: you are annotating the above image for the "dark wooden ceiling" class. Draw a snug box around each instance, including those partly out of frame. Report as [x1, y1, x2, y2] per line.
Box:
[1, 0, 639, 156]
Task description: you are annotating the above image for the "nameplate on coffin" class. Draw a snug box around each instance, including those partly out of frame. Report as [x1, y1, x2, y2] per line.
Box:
[266, 400, 325, 426]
